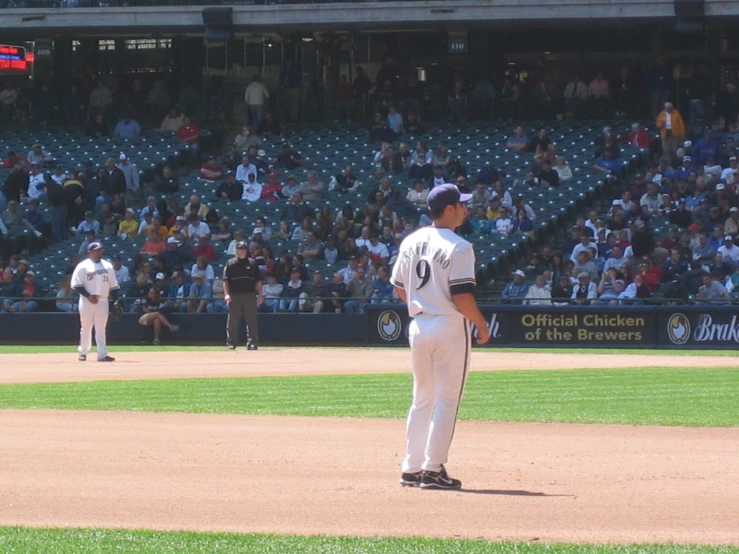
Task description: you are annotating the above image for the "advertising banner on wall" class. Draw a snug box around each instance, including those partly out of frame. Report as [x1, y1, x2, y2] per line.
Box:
[366, 305, 735, 348]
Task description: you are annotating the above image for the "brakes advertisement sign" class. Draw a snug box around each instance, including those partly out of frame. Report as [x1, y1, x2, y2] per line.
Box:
[660, 311, 739, 346]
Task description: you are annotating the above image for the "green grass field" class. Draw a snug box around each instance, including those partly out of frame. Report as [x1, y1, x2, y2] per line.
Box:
[0, 367, 736, 426]
[0, 528, 736, 554]
[0, 345, 735, 356]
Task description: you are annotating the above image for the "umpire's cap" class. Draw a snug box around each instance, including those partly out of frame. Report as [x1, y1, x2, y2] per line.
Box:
[236, 241, 248, 250]
[427, 184, 472, 212]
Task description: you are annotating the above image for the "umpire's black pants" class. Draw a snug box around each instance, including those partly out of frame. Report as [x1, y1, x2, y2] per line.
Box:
[226, 292, 259, 346]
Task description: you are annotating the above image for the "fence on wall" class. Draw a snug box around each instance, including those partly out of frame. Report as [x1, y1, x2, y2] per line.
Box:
[1, 304, 738, 348]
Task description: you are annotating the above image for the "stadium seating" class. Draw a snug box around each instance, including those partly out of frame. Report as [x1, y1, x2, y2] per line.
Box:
[16, 121, 649, 293]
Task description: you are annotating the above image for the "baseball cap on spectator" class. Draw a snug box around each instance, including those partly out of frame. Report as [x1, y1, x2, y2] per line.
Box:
[269, 171, 278, 178]
[112, 255, 121, 261]
[155, 272, 166, 281]
[253, 228, 263, 235]
[512, 269, 525, 278]
[730, 207, 739, 213]
[236, 241, 248, 250]
[126, 208, 134, 215]
[716, 183, 726, 191]
[426, 183, 472, 212]
[688, 223, 701, 232]
[731, 156, 737, 161]
[119, 153, 127, 161]
[166, 237, 180, 245]
[577, 272, 590, 279]
[558, 273, 570, 281]
[683, 156, 691, 162]
[724, 236, 734, 242]
[25, 270, 35, 277]
[85, 210, 94, 218]
[87, 242, 103, 252]
[193, 274, 203, 280]
[683, 141, 692, 148]
[691, 260, 703, 270]
[175, 216, 186, 223]
[611, 199, 621, 206]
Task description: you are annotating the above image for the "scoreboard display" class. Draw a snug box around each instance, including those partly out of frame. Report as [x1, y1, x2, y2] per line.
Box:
[0, 44, 34, 76]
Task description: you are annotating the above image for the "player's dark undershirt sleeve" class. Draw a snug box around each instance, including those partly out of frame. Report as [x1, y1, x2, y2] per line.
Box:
[448, 243, 477, 296]
[74, 286, 91, 298]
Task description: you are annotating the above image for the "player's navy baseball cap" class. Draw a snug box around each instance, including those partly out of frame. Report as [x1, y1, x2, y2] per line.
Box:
[426, 183, 472, 212]
[87, 242, 103, 252]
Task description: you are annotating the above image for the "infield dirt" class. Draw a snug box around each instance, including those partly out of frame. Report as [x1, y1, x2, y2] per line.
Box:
[0, 349, 737, 545]
[0, 348, 736, 384]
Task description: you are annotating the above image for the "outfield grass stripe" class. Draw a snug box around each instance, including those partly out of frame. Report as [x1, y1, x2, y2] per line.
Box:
[0, 367, 737, 427]
[0, 528, 737, 554]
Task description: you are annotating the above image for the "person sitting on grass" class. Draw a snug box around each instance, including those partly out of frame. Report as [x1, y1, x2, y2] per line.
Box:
[138, 287, 179, 346]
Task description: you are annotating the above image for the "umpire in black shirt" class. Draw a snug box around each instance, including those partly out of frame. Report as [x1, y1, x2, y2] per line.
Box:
[223, 241, 263, 350]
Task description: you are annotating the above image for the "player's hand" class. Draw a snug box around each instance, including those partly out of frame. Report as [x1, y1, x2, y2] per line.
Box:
[89, 295, 99, 305]
[224, 294, 231, 303]
[475, 324, 491, 345]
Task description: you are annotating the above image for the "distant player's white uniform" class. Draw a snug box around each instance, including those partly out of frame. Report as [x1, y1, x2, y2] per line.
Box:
[71, 258, 120, 360]
[390, 226, 476, 474]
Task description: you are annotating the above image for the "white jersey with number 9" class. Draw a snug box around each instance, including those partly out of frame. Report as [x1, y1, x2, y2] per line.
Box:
[390, 226, 477, 318]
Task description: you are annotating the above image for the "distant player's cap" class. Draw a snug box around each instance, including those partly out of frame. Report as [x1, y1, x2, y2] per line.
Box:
[426, 184, 472, 212]
[87, 242, 103, 252]
[236, 241, 248, 250]
[155, 272, 166, 280]
[725, 235, 734, 242]
[512, 269, 526, 278]
[166, 237, 180, 245]
[85, 210, 94, 217]
[577, 272, 590, 279]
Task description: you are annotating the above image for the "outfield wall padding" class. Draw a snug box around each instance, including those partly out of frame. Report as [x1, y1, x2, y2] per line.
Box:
[1, 305, 738, 348]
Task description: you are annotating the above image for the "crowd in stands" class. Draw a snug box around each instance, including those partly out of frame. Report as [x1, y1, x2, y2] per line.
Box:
[501, 104, 739, 305]
[3, 56, 739, 313]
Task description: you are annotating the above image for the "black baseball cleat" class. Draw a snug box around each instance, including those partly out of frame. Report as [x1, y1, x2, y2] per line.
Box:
[247, 343, 258, 351]
[78, 354, 86, 362]
[420, 465, 462, 490]
[227, 344, 237, 350]
[399, 472, 422, 487]
[98, 356, 115, 362]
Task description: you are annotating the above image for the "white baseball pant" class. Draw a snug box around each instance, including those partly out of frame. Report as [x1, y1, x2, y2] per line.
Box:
[78, 297, 110, 360]
[402, 314, 471, 474]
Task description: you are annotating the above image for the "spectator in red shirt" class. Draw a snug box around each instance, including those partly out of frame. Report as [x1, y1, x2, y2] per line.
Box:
[200, 156, 223, 181]
[2, 151, 25, 169]
[637, 257, 661, 292]
[177, 116, 201, 167]
[193, 234, 217, 262]
[261, 172, 284, 203]
[621, 123, 652, 148]
[140, 231, 166, 256]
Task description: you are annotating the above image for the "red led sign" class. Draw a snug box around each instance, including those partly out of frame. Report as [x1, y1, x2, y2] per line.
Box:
[0, 44, 32, 74]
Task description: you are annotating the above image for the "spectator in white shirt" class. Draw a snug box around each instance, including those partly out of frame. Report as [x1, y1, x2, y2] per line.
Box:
[27, 165, 47, 200]
[117, 153, 140, 194]
[718, 236, 739, 264]
[187, 214, 210, 240]
[244, 75, 270, 132]
[570, 232, 598, 263]
[235, 156, 257, 184]
[721, 156, 738, 184]
[190, 255, 215, 283]
[406, 179, 429, 206]
[366, 235, 390, 264]
[524, 275, 552, 305]
[242, 173, 263, 202]
[553, 156, 573, 182]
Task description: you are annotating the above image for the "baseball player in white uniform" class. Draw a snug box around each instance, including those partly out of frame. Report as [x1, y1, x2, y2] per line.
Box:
[391, 183, 490, 490]
[71, 241, 120, 362]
